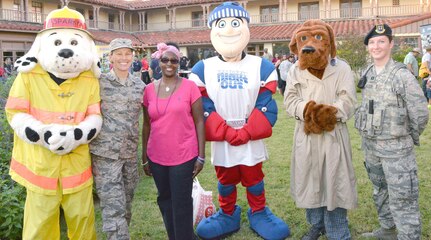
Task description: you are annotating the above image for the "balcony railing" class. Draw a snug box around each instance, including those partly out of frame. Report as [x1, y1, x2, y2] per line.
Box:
[0, 9, 47, 23]
[0, 4, 429, 33]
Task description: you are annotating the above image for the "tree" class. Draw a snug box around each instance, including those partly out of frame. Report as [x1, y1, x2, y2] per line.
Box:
[336, 35, 368, 80]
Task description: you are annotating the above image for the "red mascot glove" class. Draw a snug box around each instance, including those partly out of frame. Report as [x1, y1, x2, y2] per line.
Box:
[225, 127, 238, 144]
[205, 112, 237, 142]
[229, 128, 251, 146]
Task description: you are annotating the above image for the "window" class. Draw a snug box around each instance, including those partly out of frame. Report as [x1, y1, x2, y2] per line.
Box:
[88, 10, 94, 28]
[260, 5, 279, 23]
[298, 2, 319, 21]
[3, 52, 13, 63]
[393, 0, 400, 6]
[76, 8, 85, 17]
[247, 44, 264, 56]
[13, 0, 21, 11]
[108, 13, 115, 30]
[165, 15, 169, 23]
[273, 42, 290, 55]
[396, 37, 418, 48]
[31, 1, 43, 23]
[12, 0, 21, 21]
[192, 11, 204, 27]
[187, 46, 216, 67]
[3, 50, 25, 66]
[340, 0, 362, 18]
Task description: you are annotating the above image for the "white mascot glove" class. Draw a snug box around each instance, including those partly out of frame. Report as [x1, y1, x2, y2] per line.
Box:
[10, 113, 72, 149]
[46, 124, 75, 155]
[75, 114, 102, 144]
[48, 115, 102, 155]
[10, 113, 101, 155]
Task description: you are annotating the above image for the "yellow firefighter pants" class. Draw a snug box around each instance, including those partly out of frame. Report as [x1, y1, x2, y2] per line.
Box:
[23, 184, 96, 240]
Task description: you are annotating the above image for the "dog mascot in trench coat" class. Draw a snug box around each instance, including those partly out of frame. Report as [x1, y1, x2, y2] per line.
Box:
[5, 7, 101, 239]
[189, 2, 290, 240]
[284, 19, 358, 240]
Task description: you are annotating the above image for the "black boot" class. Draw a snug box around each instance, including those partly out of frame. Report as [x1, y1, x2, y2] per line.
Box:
[301, 226, 326, 240]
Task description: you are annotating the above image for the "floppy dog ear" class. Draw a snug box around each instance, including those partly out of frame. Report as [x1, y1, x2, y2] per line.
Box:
[89, 40, 101, 78]
[325, 23, 336, 59]
[289, 31, 299, 56]
[14, 35, 41, 73]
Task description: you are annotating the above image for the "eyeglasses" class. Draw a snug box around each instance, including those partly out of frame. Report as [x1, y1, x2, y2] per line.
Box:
[160, 58, 179, 64]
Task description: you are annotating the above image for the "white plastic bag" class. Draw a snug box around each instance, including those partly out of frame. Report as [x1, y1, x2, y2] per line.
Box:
[192, 178, 216, 226]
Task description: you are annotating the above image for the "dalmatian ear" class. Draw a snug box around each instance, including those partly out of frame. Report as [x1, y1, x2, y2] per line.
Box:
[14, 35, 41, 73]
[90, 40, 101, 78]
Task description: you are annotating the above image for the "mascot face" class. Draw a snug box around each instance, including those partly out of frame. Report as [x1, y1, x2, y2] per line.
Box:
[289, 20, 336, 71]
[38, 28, 97, 79]
[14, 6, 101, 79]
[210, 17, 250, 59]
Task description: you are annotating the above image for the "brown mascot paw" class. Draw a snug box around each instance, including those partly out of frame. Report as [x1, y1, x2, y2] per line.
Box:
[303, 100, 323, 134]
[312, 104, 338, 132]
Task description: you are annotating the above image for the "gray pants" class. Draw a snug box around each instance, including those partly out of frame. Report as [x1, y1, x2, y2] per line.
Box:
[92, 154, 139, 240]
[364, 150, 421, 240]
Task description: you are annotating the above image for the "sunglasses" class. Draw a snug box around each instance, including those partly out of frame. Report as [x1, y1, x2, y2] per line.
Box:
[160, 58, 179, 64]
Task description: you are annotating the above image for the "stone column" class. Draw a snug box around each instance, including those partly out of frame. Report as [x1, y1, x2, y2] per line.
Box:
[202, 4, 210, 27]
[93, 6, 100, 28]
[139, 11, 146, 31]
[172, 7, 176, 29]
[22, 0, 27, 22]
[119, 10, 125, 31]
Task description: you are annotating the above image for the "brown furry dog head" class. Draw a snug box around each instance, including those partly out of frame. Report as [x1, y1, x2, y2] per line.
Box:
[289, 20, 336, 79]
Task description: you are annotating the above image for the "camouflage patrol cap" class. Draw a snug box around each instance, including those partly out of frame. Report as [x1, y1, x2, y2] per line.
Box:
[412, 47, 421, 53]
[364, 24, 392, 45]
[109, 38, 134, 52]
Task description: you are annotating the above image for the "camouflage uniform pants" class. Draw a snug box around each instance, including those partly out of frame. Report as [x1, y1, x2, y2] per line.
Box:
[364, 150, 421, 240]
[92, 154, 139, 240]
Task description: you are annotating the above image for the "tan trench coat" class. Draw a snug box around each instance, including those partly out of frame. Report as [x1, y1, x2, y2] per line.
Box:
[284, 59, 358, 211]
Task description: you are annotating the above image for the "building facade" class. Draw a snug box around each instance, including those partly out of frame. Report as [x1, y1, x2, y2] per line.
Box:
[1, 0, 431, 67]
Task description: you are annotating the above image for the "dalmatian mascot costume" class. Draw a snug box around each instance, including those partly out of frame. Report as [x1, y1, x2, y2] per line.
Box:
[189, 2, 290, 240]
[5, 7, 101, 239]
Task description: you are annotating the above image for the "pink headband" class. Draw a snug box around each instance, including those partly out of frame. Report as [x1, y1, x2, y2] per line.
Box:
[151, 43, 180, 60]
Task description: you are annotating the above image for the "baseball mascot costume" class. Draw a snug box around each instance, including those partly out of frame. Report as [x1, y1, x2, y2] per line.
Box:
[189, 2, 290, 240]
[5, 6, 101, 239]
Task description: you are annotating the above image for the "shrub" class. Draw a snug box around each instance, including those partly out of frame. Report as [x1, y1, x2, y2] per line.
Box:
[0, 75, 25, 240]
[392, 43, 412, 63]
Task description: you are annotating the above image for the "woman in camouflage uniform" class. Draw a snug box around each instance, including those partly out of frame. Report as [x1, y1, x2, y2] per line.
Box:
[90, 38, 146, 240]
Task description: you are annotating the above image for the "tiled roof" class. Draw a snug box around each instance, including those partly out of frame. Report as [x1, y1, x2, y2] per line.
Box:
[89, 30, 142, 45]
[127, 15, 431, 46]
[3, 13, 431, 46]
[0, 21, 42, 32]
[132, 29, 211, 46]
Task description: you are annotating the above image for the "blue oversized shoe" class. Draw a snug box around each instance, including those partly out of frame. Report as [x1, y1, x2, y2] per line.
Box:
[247, 207, 290, 240]
[196, 205, 241, 240]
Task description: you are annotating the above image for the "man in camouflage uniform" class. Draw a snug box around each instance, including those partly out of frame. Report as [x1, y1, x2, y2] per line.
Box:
[90, 38, 145, 240]
[356, 24, 429, 240]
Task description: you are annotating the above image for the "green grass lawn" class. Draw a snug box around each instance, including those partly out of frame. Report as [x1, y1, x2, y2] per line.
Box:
[93, 93, 431, 239]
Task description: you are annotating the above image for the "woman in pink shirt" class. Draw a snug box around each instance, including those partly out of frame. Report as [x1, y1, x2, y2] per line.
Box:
[142, 42, 205, 240]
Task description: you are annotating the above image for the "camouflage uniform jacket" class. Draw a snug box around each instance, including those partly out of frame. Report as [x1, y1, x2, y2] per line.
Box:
[90, 70, 145, 160]
[355, 59, 429, 157]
